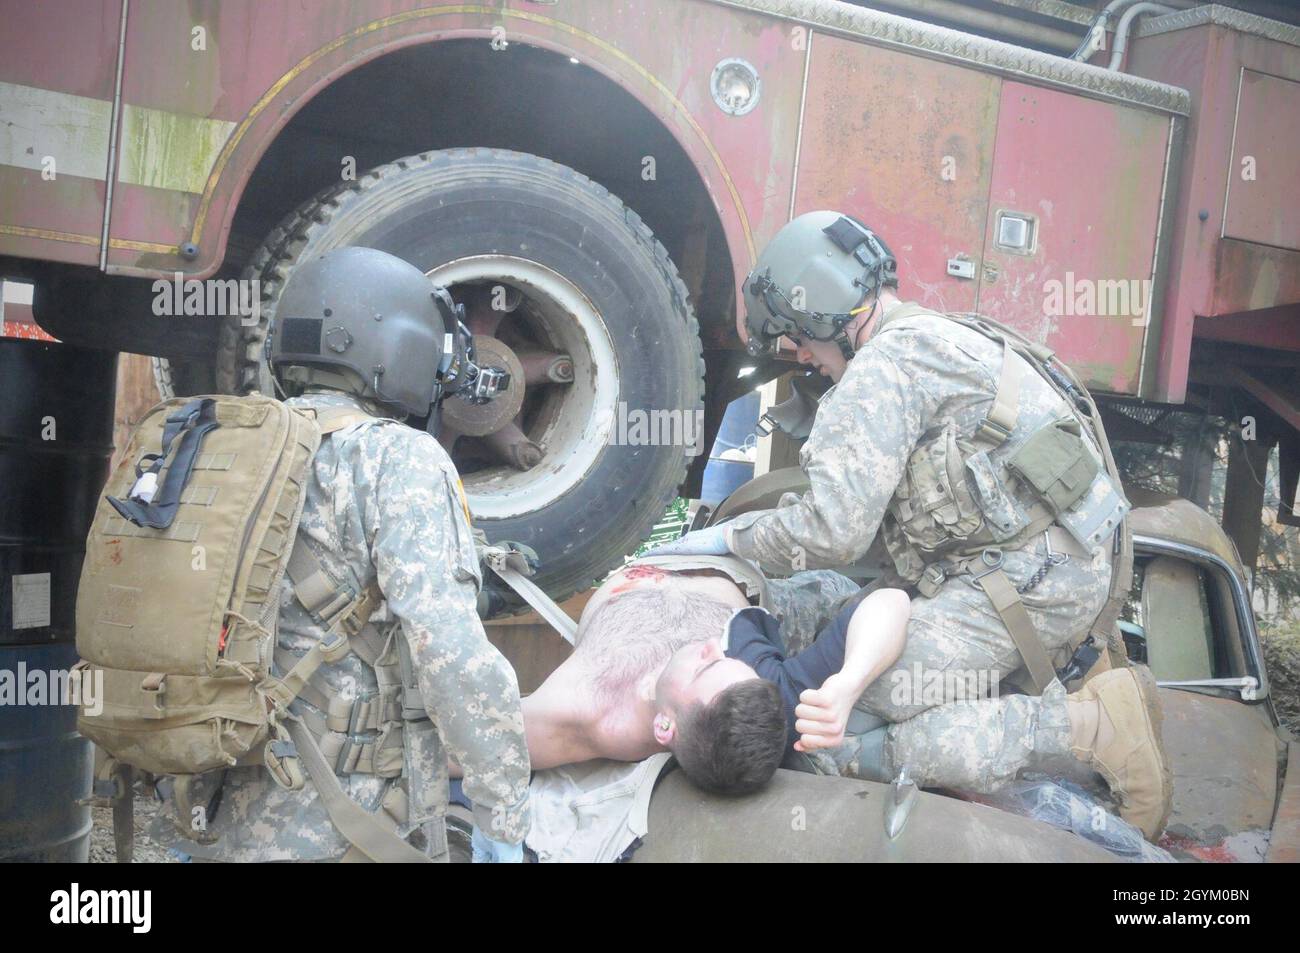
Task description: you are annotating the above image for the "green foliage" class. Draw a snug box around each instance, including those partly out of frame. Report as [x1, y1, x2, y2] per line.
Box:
[632, 497, 691, 558]
[1260, 621, 1300, 733]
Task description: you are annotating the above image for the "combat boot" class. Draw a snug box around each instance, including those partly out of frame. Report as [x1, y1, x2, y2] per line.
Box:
[1067, 665, 1172, 841]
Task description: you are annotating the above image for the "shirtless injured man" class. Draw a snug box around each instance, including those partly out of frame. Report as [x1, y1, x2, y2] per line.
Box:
[521, 558, 907, 794]
[487, 552, 1171, 849]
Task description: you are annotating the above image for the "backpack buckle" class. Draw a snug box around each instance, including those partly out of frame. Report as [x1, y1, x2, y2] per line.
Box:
[975, 418, 1012, 446]
[966, 548, 1005, 588]
[335, 586, 380, 638]
[265, 736, 304, 791]
[917, 563, 948, 598]
[318, 631, 350, 664]
[140, 672, 167, 714]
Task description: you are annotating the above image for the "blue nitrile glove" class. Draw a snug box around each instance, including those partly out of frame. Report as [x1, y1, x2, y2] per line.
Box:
[471, 826, 524, 863]
[643, 523, 731, 557]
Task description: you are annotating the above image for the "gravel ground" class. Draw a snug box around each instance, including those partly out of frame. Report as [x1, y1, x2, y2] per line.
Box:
[89, 795, 178, 864]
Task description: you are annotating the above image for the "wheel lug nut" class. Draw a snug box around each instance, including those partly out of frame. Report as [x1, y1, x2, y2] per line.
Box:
[514, 444, 544, 470]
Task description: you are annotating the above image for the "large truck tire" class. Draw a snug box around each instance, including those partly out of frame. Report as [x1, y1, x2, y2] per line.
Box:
[218, 148, 704, 603]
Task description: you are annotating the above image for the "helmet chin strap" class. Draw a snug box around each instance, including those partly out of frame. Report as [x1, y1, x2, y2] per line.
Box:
[836, 286, 881, 360]
[834, 327, 856, 362]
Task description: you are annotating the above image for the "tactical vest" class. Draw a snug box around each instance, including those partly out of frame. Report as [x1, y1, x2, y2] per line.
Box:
[872, 304, 1134, 692]
[76, 394, 438, 863]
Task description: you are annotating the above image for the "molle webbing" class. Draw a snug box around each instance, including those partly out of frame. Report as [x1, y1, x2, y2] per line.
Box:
[284, 718, 433, 863]
[881, 304, 1134, 690]
[107, 398, 221, 530]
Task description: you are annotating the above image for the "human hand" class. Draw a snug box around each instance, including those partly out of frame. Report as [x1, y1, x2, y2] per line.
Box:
[792, 672, 858, 752]
[495, 540, 540, 574]
[479, 539, 540, 576]
[471, 826, 524, 863]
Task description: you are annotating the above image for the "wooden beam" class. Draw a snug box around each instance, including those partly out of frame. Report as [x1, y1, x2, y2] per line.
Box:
[1222, 430, 1275, 576]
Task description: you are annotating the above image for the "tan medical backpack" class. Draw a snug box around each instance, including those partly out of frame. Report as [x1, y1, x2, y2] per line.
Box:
[76, 394, 328, 769]
[75, 394, 432, 862]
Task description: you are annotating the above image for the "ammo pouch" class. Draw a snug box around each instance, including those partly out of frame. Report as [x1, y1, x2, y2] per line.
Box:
[891, 423, 985, 554]
[1006, 418, 1098, 518]
[279, 628, 406, 783]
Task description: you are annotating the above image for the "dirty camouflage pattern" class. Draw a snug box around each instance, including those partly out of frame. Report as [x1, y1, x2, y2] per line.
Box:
[782, 542, 1100, 790]
[857, 537, 1110, 722]
[808, 679, 1073, 793]
[765, 570, 861, 655]
[882, 678, 1073, 791]
[152, 391, 530, 861]
[728, 304, 1121, 577]
[728, 304, 1122, 792]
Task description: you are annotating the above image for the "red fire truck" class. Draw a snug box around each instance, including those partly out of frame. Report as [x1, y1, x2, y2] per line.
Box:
[2, 0, 1298, 600]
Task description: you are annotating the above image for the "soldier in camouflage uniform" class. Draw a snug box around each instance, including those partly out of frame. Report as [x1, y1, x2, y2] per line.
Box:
[154, 248, 531, 861]
[653, 212, 1172, 838]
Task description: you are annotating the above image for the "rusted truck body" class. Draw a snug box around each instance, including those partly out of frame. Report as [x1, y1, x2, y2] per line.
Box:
[2, 0, 1297, 864]
[3, 0, 1298, 597]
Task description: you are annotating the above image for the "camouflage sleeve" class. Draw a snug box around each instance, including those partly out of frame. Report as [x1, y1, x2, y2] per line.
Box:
[367, 428, 531, 843]
[729, 345, 935, 574]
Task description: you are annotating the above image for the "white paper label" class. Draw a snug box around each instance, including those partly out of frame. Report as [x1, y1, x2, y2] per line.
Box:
[12, 572, 51, 629]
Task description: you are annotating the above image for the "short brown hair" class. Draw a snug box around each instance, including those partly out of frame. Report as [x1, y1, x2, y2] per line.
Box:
[673, 679, 786, 795]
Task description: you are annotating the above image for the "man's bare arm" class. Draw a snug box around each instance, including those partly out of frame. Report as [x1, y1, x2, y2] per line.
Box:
[792, 588, 910, 751]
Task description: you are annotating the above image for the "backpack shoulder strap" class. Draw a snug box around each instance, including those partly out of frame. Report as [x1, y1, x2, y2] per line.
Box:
[283, 405, 383, 637]
[285, 539, 382, 639]
[876, 305, 1025, 450]
[974, 337, 1023, 449]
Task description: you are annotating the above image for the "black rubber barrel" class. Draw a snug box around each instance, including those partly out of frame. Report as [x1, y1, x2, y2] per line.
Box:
[0, 338, 117, 862]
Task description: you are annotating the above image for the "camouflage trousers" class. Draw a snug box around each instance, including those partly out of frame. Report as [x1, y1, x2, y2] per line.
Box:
[766, 570, 863, 653]
[806, 533, 1112, 793]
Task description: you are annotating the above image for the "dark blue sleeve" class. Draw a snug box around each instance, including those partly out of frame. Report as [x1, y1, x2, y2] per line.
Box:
[724, 603, 860, 745]
[723, 608, 803, 741]
[722, 608, 789, 688]
[780, 598, 857, 699]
